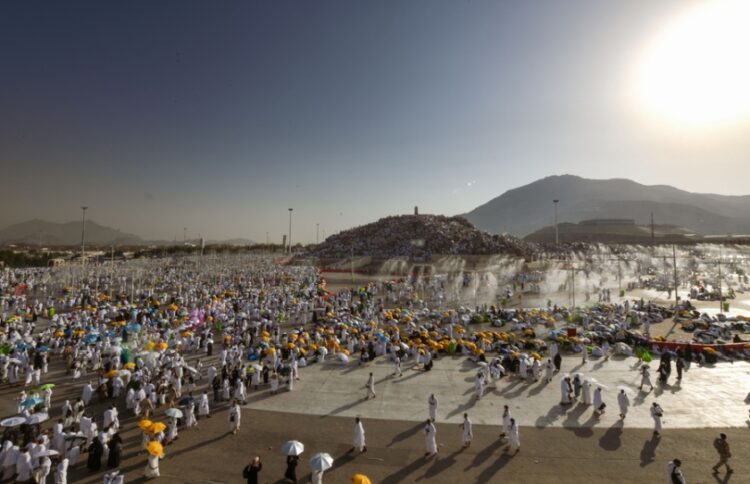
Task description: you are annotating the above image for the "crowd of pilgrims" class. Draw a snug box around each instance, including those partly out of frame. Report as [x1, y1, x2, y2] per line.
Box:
[0, 259, 510, 482]
[0, 254, 739, 482]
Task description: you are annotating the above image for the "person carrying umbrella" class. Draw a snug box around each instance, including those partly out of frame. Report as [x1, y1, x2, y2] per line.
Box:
[284, 455, 299, 483]
[144, 440, 163, 478]
[308, 453, 333, 484]
[281, 441, 304, 483]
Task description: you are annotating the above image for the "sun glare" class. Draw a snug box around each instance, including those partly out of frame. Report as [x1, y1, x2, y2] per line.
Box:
[631, 0, 750, 131]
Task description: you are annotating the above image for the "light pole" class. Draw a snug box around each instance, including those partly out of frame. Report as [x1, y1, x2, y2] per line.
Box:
[80, 206, 88, 285]
[553, 200, 559, 245]
[288, 208, 293, 254]
[316, 223, 320, 244]
[183, 227, 187, 244]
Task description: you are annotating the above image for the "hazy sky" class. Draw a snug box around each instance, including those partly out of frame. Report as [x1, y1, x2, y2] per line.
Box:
[2, 1, 749, 242]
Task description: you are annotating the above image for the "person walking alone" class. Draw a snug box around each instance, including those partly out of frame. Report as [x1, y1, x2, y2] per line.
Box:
[365, 373, 375, 399]
[712, 433, 733, 475]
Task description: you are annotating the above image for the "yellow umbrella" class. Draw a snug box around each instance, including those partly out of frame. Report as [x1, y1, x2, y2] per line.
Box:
[144, 341, 156, 351]
[156, 342, 168, 351]
[138, 419, 153, 431]
[148, 422, 167, 434]
[104, 370, 118, 378]
[351, 474, 372, 484]
[145, 440, 164, 457]
[124, 362, 136, 370]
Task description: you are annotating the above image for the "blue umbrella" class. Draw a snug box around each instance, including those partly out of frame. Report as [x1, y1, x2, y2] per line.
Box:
[15, 343, 30, 350]
[126, 323, 142, 333]
[20, 396, 43, 408]
[36, 346, 50, 353]
[84, 334, 98, 343]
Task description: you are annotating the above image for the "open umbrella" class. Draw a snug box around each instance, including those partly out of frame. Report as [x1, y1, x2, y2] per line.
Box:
[281, 440, 305, 456]
[27, 412, 49, 425]
[148, 422, 167, 434]
[64, 432, 86, 441]
[39, 383, 55, 391]
[351, 474, 372, 484]
[145, 441, 164, 457]
[0, 416, 26, 427]
[308, 453, 333, 472]
[165, 408, 183, 418]
[137, 419, 153, 431]
[38, 449, 59, 457]
[20, 397, 42, 408]
[178, 395, 194, 406]
[36, 346, 50, 353]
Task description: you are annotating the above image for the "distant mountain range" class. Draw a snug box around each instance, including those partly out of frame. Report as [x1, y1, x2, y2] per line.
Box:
[0, 220, 254, 247]
[463, 175, 750, 237]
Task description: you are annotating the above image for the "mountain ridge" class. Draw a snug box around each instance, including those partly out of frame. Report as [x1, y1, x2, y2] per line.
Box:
[463, 175, 750, 236]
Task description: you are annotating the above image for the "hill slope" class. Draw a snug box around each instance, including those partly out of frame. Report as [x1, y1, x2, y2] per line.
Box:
[0, 220, 143, 246]
[463, 175, 750, 236]
[310, 215, 528, 257]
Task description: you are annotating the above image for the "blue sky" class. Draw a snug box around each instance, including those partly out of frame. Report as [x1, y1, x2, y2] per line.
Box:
[1, 1, 748, 242]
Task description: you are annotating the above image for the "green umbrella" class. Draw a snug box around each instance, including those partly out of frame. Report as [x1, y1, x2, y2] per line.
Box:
[39, 384, 56, 391]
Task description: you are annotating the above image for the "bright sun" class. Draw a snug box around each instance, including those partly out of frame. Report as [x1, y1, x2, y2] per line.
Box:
[631, 0, 750, 130]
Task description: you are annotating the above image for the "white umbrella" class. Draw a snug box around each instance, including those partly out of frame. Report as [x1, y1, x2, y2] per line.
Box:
[8, 358, 22, 365]
[0, 416, 26, 427]
[281, 440, 305, 456]
[165, 408, 183, 418]
[308, 452, 333, 472]
[27, 412, 49, 425]
[338, 353, 350, 364]
[38, 449, 59, 457]
[250, 363, 263, 372]
[184, 366, 198, 374]
[590, 378, 608, 390]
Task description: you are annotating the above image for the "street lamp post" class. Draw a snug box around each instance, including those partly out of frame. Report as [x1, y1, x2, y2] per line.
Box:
[288, 208, 293, 254]
[316, 223, 320, 244]
[553, 200, 559, 245]
[80, 206, 88, 286]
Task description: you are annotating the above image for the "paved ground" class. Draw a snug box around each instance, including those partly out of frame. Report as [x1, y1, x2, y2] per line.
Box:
[244, 356, 750, 430]
[62, 408, 749, 484]
[3, 348, 748, 484]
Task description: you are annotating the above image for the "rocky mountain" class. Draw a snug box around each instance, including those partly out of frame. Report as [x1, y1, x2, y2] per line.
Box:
[463, 175, 750, 237]
[309, 214, 528, 257]
[0, 220, 144, 246]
